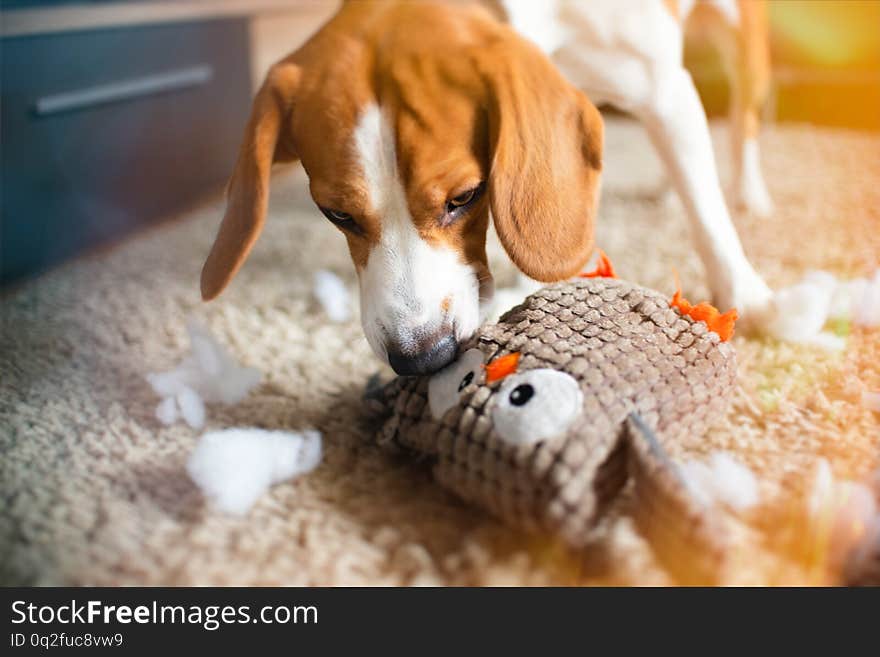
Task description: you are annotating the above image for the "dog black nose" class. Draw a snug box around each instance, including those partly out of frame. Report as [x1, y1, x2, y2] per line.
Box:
[388, 332, 458, 376]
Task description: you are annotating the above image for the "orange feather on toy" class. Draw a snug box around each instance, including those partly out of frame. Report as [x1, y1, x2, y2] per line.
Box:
[580, 249, 617, 279]
[669, 272, 738, 342]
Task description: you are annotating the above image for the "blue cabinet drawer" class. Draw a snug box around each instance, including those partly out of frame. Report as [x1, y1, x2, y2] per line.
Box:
[1, 18, 252, 284]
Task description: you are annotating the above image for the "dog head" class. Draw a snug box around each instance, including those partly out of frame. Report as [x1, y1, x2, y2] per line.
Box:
[200, 1, 603, 375]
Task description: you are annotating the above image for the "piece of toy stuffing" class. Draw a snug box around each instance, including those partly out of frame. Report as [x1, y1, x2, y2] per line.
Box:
[368, 268, 741, 584]
[763, 273, 837, 346]
[762, 268, 880, 348]
[678, 452, 760, 512]
[187, 428, 322, 515]
[854, 269, 880, 327]
[146, 321, 261, 429]
[313, 269, 352, 322]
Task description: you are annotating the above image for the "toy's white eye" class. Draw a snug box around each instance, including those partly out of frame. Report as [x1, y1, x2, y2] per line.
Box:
[492, 369, 583, 446]
[428, 348, 484, 419]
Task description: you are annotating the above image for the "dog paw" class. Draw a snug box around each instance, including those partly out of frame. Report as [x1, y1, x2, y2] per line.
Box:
[713, 269, 774, 334]
[732, 176, 775, 218]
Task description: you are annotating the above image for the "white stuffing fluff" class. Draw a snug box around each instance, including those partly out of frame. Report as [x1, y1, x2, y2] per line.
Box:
[147, 322, 262, 428]
[187, 428, 323, 515]
[679, 452, 760, 512]
[764, 275, 835, 344]
[828, 277, 868, 320]
[155, 396, 178, 425]
[313, 270, 352, 322]
[855, 269, 880, 328]
[763, 268, 880, 346]
[802, 269, 838, 298]
[863, 390, 880, 413]
[803, 332, 847, 352]
[176, 386, 206, 430]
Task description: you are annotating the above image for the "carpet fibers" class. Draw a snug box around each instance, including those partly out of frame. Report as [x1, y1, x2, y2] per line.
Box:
[2, 118, 878, 585]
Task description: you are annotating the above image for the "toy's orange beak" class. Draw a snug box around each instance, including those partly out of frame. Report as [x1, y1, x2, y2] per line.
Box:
[484, 352, 521, 383]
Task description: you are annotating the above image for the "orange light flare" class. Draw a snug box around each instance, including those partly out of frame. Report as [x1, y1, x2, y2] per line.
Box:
[668, 271, 738, 342]
[579, 249, 617, 279]
[776, 461, 878, 584]
[484, 352, 521, 383]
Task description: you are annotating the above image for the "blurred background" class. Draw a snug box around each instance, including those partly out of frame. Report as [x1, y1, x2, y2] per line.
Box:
[1, 0, 879, 286]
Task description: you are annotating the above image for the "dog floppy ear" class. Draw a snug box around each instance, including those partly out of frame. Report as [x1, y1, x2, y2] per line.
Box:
[201, 63, 301, 300]
[479, 36, 603, 282]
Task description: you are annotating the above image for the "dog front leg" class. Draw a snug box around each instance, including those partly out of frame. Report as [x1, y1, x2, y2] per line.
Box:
[635, 67, 772, 324]
[725, 0, 775, 217]
[729, 88, 774, 218]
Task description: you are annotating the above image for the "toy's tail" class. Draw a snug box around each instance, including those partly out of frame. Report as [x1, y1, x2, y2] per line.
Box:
[625, 412, 733, 585]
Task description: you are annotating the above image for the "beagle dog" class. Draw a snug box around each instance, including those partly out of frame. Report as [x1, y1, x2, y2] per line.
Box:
[201, 0, 774, 376]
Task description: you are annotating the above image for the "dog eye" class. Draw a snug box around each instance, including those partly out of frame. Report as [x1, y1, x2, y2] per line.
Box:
[449, 188, 476, 208]
[428, 348, 484, 419]
[492, 369, 583, 446]
[443, 183, 484, 218]
[319, 207, 362, 234]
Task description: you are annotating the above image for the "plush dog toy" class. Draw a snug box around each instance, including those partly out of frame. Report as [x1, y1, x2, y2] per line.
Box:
[367, 275, 739, 583]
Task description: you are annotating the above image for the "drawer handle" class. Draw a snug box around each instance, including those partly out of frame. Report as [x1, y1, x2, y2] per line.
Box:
[33, 64, 214, 116]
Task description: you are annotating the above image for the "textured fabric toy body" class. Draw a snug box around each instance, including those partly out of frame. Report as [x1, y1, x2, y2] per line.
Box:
[370, 278, 738, 582]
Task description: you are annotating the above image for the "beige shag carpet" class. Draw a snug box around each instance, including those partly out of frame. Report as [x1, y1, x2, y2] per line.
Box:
[2, 117, 879, 586]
